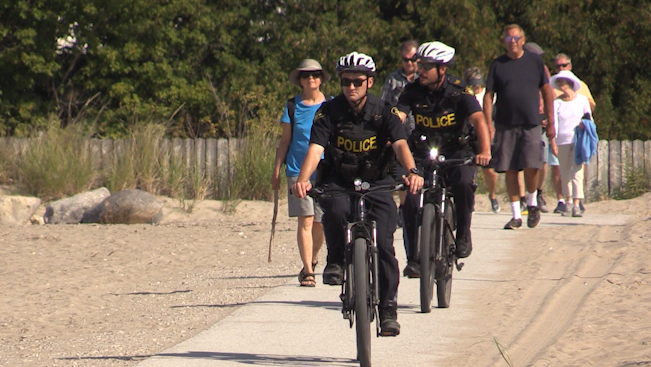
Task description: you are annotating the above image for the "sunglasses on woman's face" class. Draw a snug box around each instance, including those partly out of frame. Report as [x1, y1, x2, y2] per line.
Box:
[300, 71, 322, 79]
[340, 78, 367, 87]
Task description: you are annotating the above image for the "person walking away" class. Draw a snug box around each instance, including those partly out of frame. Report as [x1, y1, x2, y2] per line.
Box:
[549, 70, 592, 217]
[396, 42, 491, 260]
[380, 40, 421, 277]
[463, 66, 500, 214]
[292, 51, 424, 336]
[271, 59, 329, 287]
[483, 24, 555, 230]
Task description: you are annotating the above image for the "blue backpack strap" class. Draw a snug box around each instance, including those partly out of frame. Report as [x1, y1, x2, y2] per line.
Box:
[287, 97, 296, 134]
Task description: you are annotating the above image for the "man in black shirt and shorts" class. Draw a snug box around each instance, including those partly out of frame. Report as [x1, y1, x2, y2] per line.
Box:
[483, 24, 555, 229]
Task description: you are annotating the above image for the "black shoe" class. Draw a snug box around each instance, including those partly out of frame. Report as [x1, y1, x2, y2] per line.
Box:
[553, 201, 567, 214]
[503, 217, 523, 230]
[397, 206, 403, 228]
[455, 231, 472, 258]
[579, 200, 585, 213]
[489, 195, 500, 213]
[527, 206, 541, 228]
[402, 260, 420, 278]
[323, 262, 344, 285]
[379, 301, 400, 336]
[537, 194, 549, 213]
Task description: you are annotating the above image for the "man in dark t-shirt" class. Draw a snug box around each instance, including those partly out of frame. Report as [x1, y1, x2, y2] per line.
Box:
[483, 24, 555, 230]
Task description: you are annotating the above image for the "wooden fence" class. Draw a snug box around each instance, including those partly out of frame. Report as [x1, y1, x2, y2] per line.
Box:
[2, 138, 651, 199]
[588, 140, 651, 199]
[0, 137, 244, 198]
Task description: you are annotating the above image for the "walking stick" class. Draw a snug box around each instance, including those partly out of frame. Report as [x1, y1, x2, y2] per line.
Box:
[268, 188, 279, 262]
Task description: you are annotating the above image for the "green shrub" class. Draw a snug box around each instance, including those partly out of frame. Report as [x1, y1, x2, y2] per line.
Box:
[611, 167, 651, 200]
[18, 124, 97, 201]
[105, 123, 167, 193]
[229, 129, 281, 202]
[0, 140, 18, 185]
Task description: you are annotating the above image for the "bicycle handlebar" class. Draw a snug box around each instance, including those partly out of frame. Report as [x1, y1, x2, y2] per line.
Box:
[307, 182, 406, 199]
[425, 154, 475, 168]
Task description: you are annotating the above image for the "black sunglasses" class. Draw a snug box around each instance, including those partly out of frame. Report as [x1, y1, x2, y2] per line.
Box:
[417, 62, 438, 71]
[555, 63, 570, 68]
[299, 71, 322, 79]
[402, 56, 418, 63]
[340, 78, 367, 87]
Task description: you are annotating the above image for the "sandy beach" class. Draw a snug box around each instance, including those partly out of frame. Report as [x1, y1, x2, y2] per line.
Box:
[1, 191, 650, 366]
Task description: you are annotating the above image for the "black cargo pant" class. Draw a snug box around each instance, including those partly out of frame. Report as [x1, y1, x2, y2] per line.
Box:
[319, 177, 400, 307]
[402, 164, 477, 260]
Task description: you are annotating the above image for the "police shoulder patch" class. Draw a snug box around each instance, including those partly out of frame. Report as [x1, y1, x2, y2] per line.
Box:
[314, 110, 325, 120]
[463, 86, 475, 95]
[454, 79, 461, 85]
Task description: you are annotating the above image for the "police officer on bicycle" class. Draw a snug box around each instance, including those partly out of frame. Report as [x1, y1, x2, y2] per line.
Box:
[395, 42, 491, 266]
[292, 51, 424, 336]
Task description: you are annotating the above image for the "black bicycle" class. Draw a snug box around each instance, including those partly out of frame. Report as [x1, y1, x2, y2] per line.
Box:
[309, 180, 404, 367]
[417, 150, 474, 312]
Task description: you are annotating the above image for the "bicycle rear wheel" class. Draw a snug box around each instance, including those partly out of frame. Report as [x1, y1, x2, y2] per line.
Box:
[354, 238, 372, 367]
[436, 198, 455, 308]
[419, 203, 436, 313]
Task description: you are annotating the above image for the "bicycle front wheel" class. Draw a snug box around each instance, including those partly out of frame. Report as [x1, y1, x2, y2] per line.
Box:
[353, 237, 372, 367]
[419, 203, 436, 313]
[436, 198, 455, 308]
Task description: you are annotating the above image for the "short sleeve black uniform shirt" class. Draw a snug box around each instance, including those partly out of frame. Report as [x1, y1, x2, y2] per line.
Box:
[396, 75, 481, 159]
[310, 93, 406, 182]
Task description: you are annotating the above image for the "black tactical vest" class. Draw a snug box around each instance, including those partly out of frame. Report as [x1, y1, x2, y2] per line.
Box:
[324, 95, 394, 183]
[408, 76, 474, 158]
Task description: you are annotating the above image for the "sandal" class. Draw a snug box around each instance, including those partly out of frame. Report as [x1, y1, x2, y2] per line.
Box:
[311, 261, 318, 273]
[298, 268, 316, 287]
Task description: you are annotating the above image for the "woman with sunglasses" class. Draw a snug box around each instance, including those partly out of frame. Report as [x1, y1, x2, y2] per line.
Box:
[271, 59, 330, 287]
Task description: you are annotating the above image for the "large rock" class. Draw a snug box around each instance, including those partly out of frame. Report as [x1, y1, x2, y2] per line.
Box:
[0, 196, 42, 225]
[44, 187, 111, 224]
[98, 189, 163, 224]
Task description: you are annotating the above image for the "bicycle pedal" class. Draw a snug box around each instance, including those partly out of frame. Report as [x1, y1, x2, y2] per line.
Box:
[455, 260, 465, 271]
[379, 331, 398, 337]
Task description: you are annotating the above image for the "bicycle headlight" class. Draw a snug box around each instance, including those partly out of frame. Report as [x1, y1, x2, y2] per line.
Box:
[354, 178, 362, 191]
[429, 148, 439, 160]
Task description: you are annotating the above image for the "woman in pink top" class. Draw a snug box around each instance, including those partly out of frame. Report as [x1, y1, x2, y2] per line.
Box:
[550, 70, 592, 217]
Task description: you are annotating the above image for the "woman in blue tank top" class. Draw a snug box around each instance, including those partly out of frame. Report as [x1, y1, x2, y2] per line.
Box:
[271, 59, 330, 287]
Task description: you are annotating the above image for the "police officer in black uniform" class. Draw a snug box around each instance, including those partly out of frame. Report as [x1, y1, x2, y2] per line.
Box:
[292, 51, 424, 336]
[396, 42, 491, 267]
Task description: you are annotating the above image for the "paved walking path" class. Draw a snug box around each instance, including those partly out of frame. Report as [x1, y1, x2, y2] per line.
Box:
[136, 211, 633, 367]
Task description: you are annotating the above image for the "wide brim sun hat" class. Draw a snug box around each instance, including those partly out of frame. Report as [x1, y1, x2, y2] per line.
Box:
[550, 70, 581, 92]
[288, 59, 330, 87]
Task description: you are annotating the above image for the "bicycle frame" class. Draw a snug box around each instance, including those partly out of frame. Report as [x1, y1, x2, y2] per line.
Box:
[309, 180, 404, 329]
[342, 189, 379, 325]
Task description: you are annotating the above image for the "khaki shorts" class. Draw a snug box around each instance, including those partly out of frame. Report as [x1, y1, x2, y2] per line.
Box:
[286, 176, 323, 222]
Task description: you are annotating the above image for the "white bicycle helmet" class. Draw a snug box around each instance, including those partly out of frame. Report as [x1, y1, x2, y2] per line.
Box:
[417, 41, 455, 64]
[335, 51, 376, 76]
